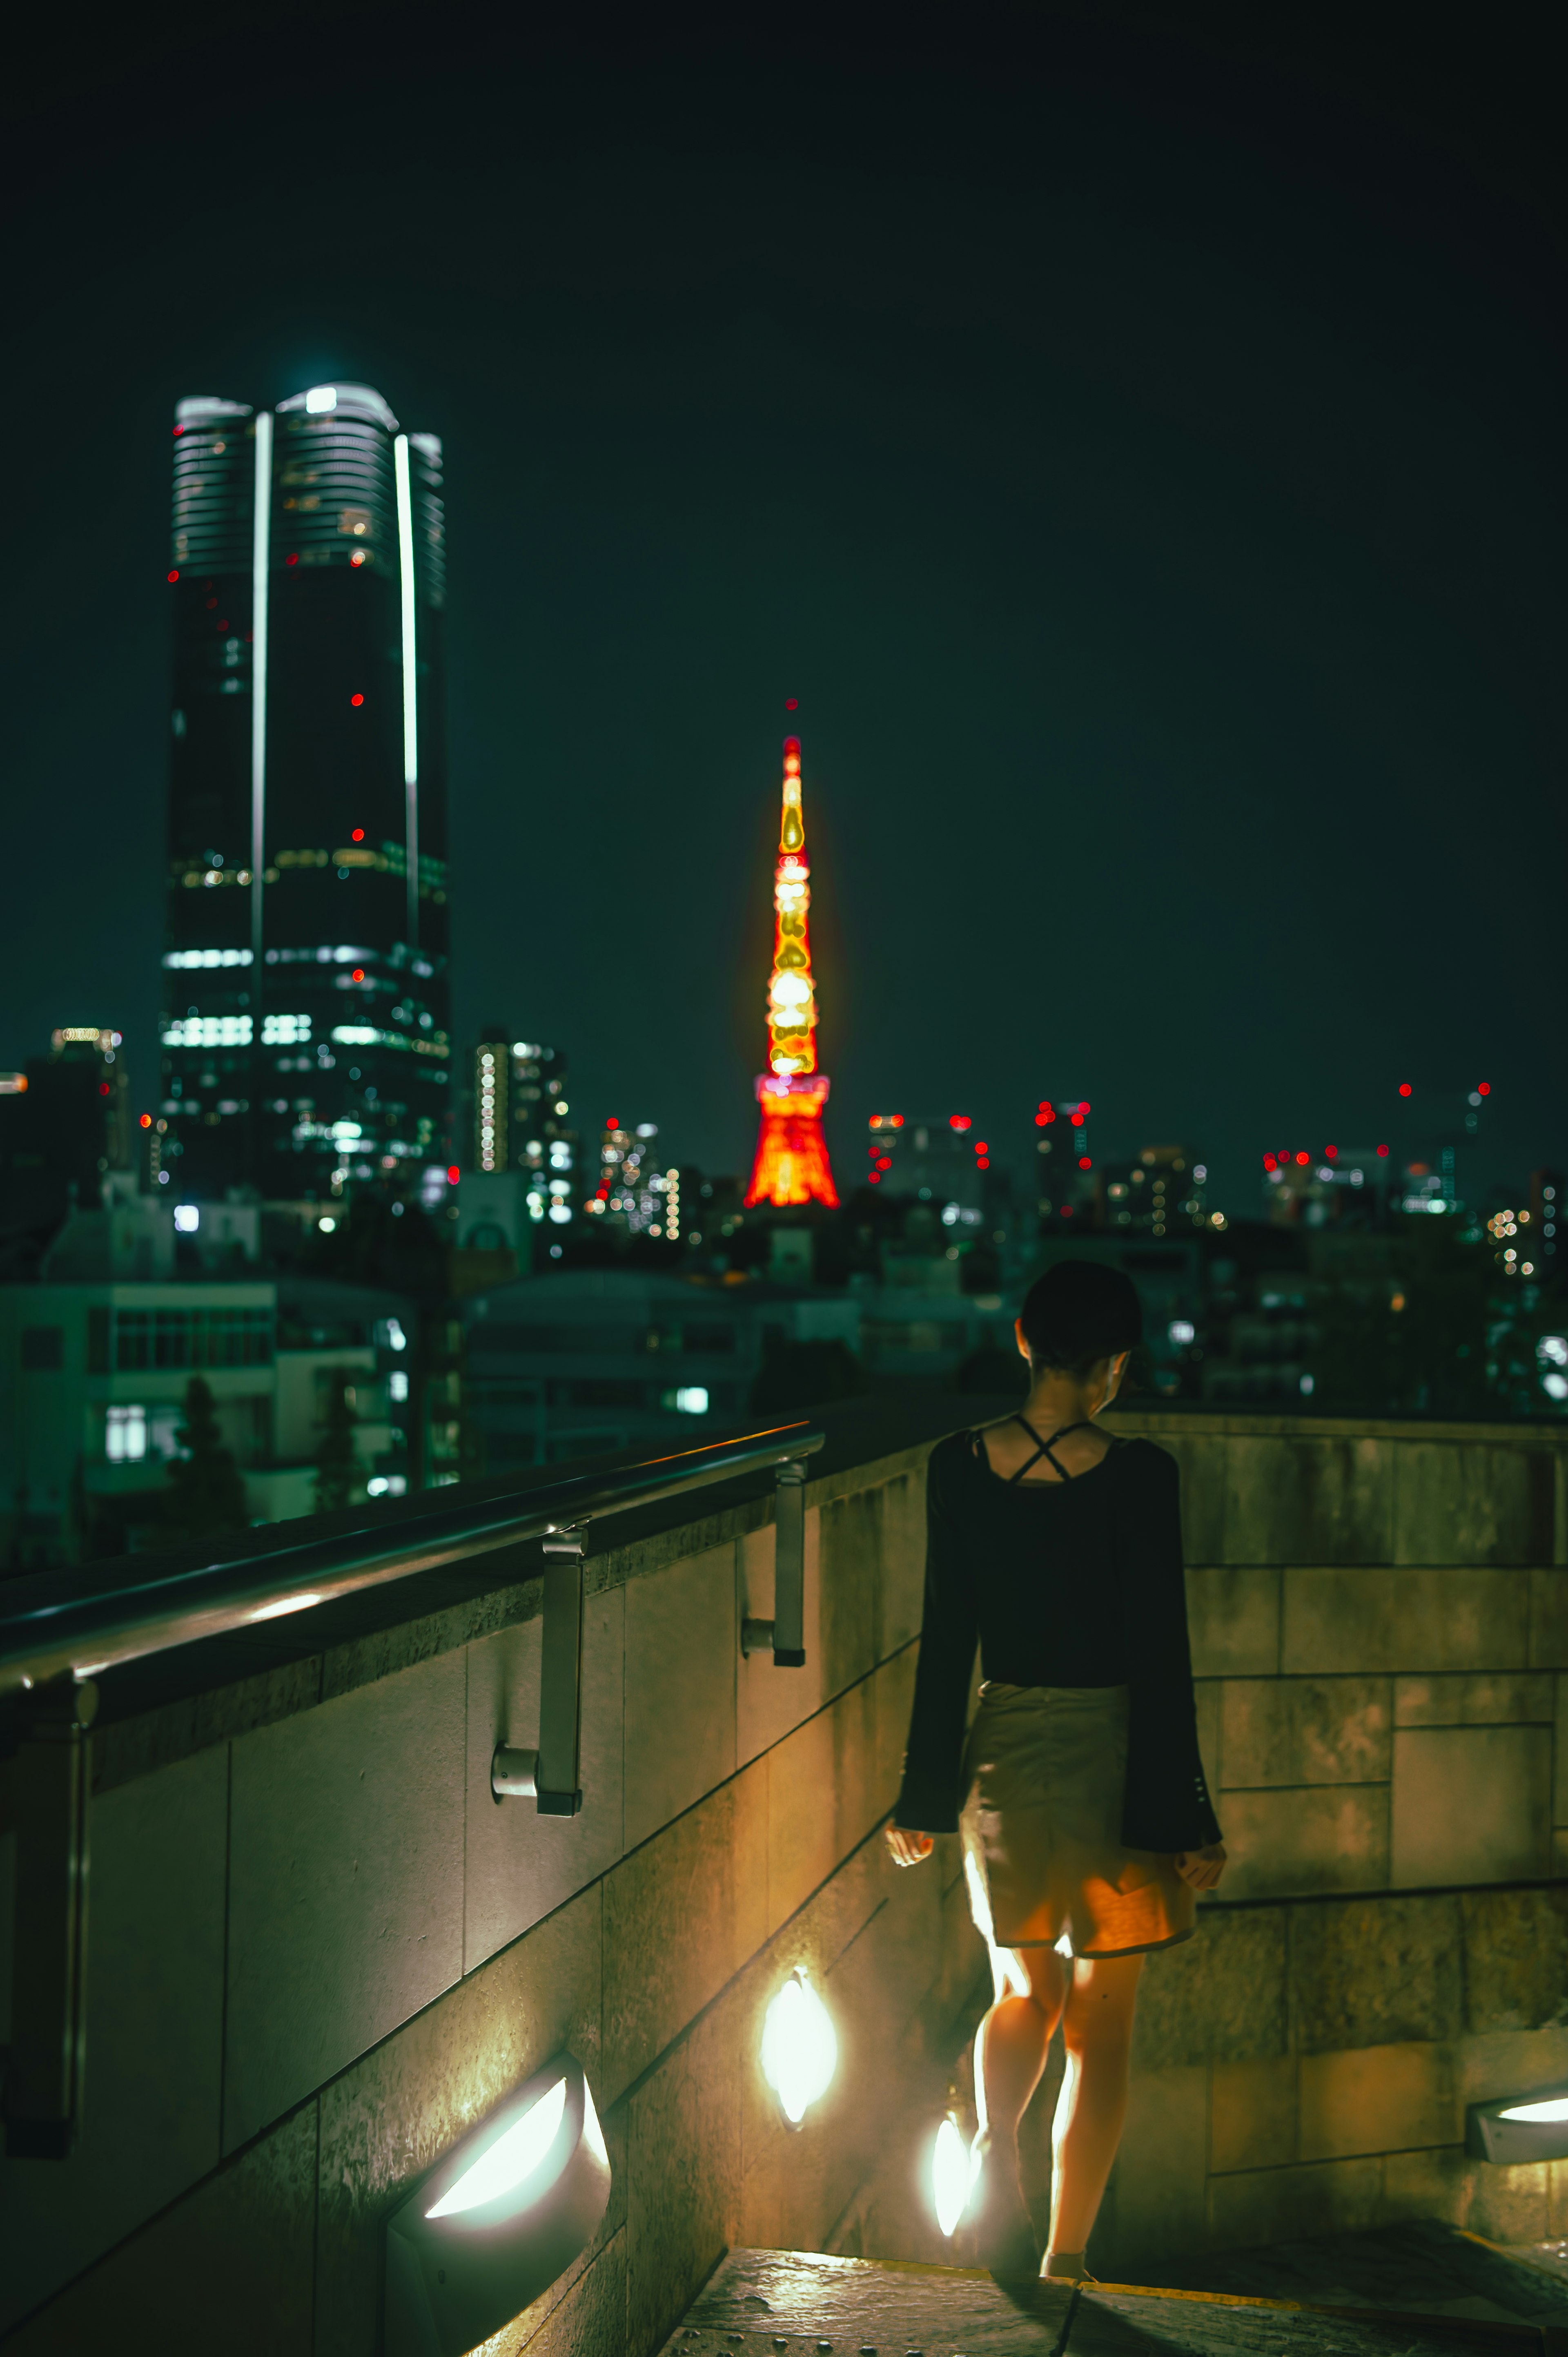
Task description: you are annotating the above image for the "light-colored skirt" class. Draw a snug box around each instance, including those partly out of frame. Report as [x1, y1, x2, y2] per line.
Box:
[959, 1682, 1196, 1960]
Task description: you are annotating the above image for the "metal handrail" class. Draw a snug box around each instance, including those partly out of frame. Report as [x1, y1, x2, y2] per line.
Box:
[0, 1419, 825, 1699]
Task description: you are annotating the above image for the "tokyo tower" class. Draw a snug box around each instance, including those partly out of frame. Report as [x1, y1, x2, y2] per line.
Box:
[743, 734, 840, 1209]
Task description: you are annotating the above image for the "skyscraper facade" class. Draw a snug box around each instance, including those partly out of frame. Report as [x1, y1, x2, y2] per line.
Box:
[162, 383, 449, 1207]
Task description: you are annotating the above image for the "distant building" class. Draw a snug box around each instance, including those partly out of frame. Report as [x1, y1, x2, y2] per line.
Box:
[0, 1028, 133, 1243]
[1263, 1144, 1391, 1224]
[586, 1119, 675, 1238]
[0, 1260, 417, 1567]
[866, 1114, 988, 1228]
[1102, 1145, 1211, 1236]
[1032, 1094, 1096, 1227]
[161, 383, 450, 1208]
[465, 1030, 578, 1247]
[463, 1270, 859, 1466]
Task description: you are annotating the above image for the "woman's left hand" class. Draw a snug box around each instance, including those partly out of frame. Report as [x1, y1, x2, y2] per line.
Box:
[1174, 1843, 1227, 1890]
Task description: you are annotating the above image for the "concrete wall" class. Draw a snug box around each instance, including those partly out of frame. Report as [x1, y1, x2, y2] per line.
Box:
[0, 1437, 983, 2354]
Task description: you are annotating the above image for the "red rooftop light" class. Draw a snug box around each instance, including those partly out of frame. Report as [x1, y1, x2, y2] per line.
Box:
[606, 1116, 619, 1129]
[350, 693, 365, 707]
[1263, 1154, 1277, 1171]
[1078, 1155, 1091, 1170]
[351, 827, 365, 842]
[1377, 1144, 1390, 1157]
[1326, 1144, 1338, 1158]
[1399, 1082, 1412, 1097]
[167, 569, 180, 582]
[1295, 1151, 1310, 1166]
[447, 1166, 460, 1184]
[1478, 1081, 1491, 1096]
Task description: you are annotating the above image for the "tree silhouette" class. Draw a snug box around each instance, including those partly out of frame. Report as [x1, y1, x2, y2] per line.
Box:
[314, 1372, 363, 1515]
[163, 1376, 248, 1539]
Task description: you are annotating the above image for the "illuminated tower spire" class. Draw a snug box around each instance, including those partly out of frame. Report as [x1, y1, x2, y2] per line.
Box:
[744, 736, 840, 1209]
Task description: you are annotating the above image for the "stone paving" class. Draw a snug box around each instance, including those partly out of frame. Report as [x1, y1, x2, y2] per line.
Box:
[1142, 2217, 1568, 2335]
[663, 2241, 1568, 2355]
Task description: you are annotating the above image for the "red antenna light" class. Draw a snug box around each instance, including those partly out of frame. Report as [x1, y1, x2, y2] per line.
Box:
[785, 698, 798, 710]
[350, 693, 365, 707]
[351, 827, 365, 842]
[1478, 1081, 1491, 1096]
[1376, 1143, 1390, 1157]
[606, 1116, 619, 1129]
[1398, 1082, 1412, 1097]
[1325, 1144, 1338, 1158]
[167, 569, 180, 582]
[1078, 1155, 1091, 1170]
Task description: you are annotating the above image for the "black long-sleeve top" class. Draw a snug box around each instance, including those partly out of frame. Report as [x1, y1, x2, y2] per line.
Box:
[893, 1430, 1222, 1855]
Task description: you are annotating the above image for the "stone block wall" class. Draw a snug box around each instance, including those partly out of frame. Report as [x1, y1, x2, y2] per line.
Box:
[0, 1440, 985, 2355]
[1091, 1410, 1568, 2272]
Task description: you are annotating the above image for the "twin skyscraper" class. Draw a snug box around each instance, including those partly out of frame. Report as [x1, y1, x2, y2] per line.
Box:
[162, 381, 450, 1207]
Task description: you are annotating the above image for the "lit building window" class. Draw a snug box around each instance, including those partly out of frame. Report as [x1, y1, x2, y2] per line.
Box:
[106, 1405, 148, 1463]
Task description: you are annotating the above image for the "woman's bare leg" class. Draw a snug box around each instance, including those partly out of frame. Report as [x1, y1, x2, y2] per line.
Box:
[1047, 1953, 1143, 2263]
[975, 1944, 1067, 2146]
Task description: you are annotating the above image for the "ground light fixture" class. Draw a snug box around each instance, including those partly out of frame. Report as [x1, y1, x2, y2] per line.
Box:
[1467, 2079, 1568, 2165]
[760, 1965, 837, 2127]
[383, 2049, 610, 2357]
[931, 2110, 972, 2237]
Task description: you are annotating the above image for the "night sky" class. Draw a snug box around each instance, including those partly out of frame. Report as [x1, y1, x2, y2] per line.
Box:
[3, 15, 1562, 1212]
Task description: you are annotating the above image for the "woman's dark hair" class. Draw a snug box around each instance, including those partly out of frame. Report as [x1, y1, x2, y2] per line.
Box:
[1018, 1260, 1142, 1377]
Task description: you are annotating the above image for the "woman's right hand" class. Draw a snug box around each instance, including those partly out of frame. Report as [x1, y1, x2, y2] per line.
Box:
[1174, 1843, 1227, 1890]
[885, 1825, 935, 1868]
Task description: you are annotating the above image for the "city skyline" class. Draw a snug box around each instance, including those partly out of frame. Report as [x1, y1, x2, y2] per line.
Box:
[1, 23, 1562, 1215]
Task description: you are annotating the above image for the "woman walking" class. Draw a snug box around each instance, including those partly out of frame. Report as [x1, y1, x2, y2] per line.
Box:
[886, 1259, 1225, 2281]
